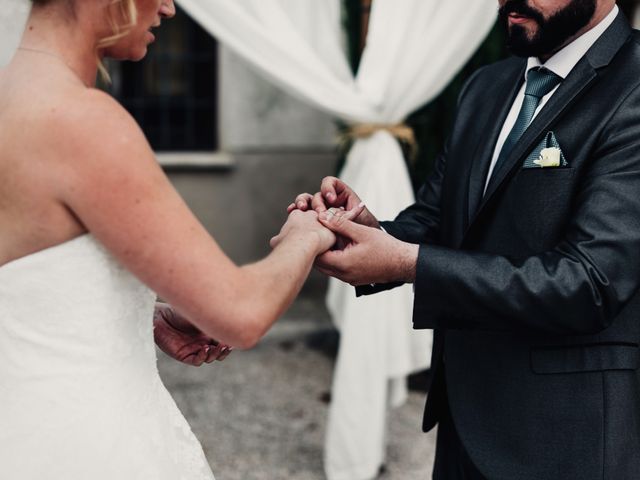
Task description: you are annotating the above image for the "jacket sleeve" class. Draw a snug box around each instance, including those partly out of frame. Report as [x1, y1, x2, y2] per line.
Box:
[413, 84, 640, 335]
[355, 148, 446, 297]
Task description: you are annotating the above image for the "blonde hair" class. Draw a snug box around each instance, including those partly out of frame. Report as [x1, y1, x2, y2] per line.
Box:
[31, 0, 138, 37]
[32, 0, 139, 82]
[97, 0, 138, 82]
[97, 0, 138, 49]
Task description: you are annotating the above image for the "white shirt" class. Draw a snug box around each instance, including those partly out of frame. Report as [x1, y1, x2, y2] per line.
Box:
[484, 5, 619, 191]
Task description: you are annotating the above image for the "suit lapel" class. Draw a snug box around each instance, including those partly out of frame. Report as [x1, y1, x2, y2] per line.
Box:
[466, 62, 525, 225]
[465, 11, 632, 234]
[481, 61, 597, 203]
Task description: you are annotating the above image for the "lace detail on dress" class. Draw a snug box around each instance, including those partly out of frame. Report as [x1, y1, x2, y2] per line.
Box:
[0, 235, 215, 480]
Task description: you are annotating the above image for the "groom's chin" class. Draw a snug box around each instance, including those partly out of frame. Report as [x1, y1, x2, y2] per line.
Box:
[505, 24, 541, 57]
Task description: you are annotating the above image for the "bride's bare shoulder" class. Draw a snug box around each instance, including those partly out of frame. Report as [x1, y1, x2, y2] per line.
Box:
[20, 84, 153, 170]
[0, 73, 159, 203]
[39, 87, 142, 145]
[1, 68, 143, 151]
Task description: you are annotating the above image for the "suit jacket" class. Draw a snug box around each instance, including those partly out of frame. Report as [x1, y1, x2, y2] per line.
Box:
[361, 12, 640, 480]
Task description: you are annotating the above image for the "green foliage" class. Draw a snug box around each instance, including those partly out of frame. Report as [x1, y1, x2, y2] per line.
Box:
[343, 0, 364, 75]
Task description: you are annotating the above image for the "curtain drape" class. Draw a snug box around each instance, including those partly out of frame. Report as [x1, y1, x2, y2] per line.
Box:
[0, 1, 29, 67]
[175, 2, 496, 478]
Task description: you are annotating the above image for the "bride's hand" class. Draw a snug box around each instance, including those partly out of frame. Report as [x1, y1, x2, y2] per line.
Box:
[269, 209, 338, 254]
[269, 203, 366, 255]
[153, 303, 233, 366]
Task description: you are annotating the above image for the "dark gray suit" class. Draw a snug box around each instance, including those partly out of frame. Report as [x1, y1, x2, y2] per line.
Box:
[362, 12, 640, 480]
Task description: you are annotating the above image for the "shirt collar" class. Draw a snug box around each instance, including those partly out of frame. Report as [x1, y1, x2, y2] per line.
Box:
[525, 4, 619, 80]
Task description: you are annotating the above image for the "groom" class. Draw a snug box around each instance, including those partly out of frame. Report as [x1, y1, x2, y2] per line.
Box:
[295, 0, 640, 478]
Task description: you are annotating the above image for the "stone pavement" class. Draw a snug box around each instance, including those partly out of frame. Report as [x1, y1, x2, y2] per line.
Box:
[158, 296, 437, 480]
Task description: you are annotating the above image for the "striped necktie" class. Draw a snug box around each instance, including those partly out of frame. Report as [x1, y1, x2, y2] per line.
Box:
[493, 67, 562, 173]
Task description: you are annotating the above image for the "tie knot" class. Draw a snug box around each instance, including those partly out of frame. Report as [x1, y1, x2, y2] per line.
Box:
[525, 67, 562, 99]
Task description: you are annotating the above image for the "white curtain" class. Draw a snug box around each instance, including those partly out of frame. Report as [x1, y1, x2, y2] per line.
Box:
[175, 2, 496, 479]
[0, 0, 29, 67]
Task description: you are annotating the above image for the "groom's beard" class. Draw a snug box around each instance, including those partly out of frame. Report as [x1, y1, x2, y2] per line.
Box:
[499, 0, 597, 58]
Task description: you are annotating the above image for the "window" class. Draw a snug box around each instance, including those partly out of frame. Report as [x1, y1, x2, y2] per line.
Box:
[106, 6, 218, 152]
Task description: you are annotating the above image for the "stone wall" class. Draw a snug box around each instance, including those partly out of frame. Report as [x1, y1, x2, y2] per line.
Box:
[219, 47, 337, 151]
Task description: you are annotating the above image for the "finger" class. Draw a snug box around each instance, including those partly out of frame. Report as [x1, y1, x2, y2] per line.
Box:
[204, 345, 215, 363]
[342, 202, 366, 222]
[319, 210, 364, 239]
[311, 191, 329, 213]
[154, 304, 170, 324]
[215, 346, 232, 361]
[178, 345, 205, 365]
[320, 176, 340, 205]
[218, 347, 233, 361]
[297, 193, 313, 202]
[181, 352, 197, 366]
[294, 193, 314, 211]
[175, 341, 201, 361]
[192, 346, 208, 366]
[286, 203, 296, 213]
[206, 343, 225, 363]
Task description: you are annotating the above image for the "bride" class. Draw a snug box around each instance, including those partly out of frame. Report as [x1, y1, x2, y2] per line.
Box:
[0, 0, 353, 478]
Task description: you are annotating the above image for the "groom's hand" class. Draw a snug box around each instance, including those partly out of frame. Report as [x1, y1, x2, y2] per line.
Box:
[315, 209, 418, 286]
[270, 204, 365, 252]
[288, 176, 380, 230]
[153, 303, 233, 367]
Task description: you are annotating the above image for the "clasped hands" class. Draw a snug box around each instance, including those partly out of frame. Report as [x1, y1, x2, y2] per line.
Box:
[276, 176, 418, 286]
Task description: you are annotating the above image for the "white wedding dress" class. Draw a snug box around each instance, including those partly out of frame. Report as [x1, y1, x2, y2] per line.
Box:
[0, 234, 216, 480]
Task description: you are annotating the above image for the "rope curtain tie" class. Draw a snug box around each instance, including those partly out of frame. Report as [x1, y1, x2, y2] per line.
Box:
[338, 123, 418, 160]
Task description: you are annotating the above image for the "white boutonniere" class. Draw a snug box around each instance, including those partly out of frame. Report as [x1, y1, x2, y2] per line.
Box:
[534, 147, 561, 168]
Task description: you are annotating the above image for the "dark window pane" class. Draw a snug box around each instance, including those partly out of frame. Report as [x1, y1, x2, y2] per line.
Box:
[105, 6, 218, 151]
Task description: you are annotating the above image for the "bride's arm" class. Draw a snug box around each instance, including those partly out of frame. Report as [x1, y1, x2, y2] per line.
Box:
[50, 90, 334, 349]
